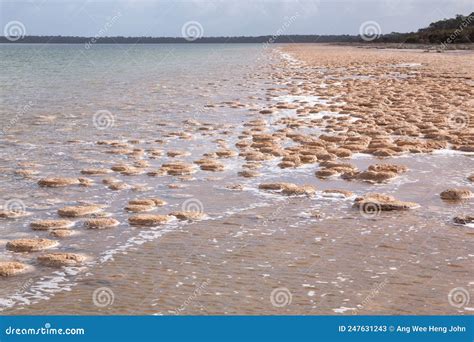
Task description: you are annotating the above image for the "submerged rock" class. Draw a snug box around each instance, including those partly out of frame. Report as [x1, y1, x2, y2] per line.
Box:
[58, 204, 104, 218]
[125, 204, 155, 212]
[38, 177, 93, 187]
[30, 219, 74, 230]
[259, 182, 294, 191]
[238, 170, 260, 178]
[15, 169, 38, 177]
[0, 210, 30, 219]
[453, 215, 474, 225]
[354, 170, 397, 183]
[281, 184, 316, 196]
[128, 214, 171, 226]
[353, 193, 419, 211]
[84, 218, 119, 229]
[368, 164, 408, 174]
[37, 253, 86, 267]
[160, 162, 196, 176]
[129, 198, 167, 207]
[315, 169, 339, 179]
[259, 182, 315, 196]
[199, 160, 225, 172]
[107, 182, 130, 191]
[50, 229, 74, 238]
[170, 211, 205, 221]
[0, 261, 29, 277]
[6, 238, 58, 252]
[440, 189, 473, 201]
[226, 184, 244, 191]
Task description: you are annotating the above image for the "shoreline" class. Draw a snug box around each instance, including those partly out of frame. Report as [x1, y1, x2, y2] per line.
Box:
[1, 44, 473, 315]
[1, 42, 474, 51]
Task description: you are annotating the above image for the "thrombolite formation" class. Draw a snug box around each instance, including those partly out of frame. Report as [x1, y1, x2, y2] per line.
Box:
[0, 210, 30, 219]
[37, 253, 86, 267]
[38, 177, 93, 187]
[0, 261, 29, 277]
[58, 204, 105, 218]
[353, 170, 398, 183]
[80, 168, 112, 175]
[353, 193, 419, 211]
[50, 229, 74, 238]
[453, 216, 474, 225]
[84, 218, 120, 229]
[15, 169, 38, 177]
[440, 189, 473, 201]
[278, 45, 474, 160]
[170, 211, 205, 221]
[6, 238, 58, 252]
[160, 162, 196, 176]
[129, 198, 167, 206]
[125, 204, 155, 212]
[259, 182, 316, 196]
[30, 219, 74, 230]
[128, 214, 171, 226]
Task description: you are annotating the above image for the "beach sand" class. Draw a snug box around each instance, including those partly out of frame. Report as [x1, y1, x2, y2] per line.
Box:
[1, 44, 473, 315]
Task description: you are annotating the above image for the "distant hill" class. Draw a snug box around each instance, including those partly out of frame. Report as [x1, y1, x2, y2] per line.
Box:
[0, 12, 472, 45]
[379, 12, 474, 44]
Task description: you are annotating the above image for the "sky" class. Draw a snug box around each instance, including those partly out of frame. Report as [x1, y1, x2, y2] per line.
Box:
[1, 0, 473, 37]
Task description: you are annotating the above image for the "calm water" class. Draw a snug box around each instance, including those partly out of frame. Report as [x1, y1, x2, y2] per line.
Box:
[0, 44, 472, 315]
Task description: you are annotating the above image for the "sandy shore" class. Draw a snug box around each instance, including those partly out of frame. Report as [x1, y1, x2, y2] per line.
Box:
[1, 44, 473, 315]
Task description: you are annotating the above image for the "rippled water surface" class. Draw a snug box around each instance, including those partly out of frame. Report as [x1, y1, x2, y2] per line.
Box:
[0, 44, 472, 315]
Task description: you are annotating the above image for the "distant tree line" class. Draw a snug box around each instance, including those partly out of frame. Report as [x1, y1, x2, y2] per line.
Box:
[378, 12, 474, 44]
[1, 12, 472, 45]
[0, 35, 362, 44]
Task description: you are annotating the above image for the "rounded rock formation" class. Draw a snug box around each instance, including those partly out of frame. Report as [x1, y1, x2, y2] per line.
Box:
[84, 218, 120, 229]
[37, 253, 86, 267]
[128, 214, 171, 226]
[6, 238, 58, 252]
[58, 205, 104, 218]
[0, 261, 29, 277]
[440, 189, 473, 201]
[30, 219, 74, 230]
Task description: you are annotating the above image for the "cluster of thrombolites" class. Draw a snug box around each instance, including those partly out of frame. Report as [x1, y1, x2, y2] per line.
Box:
[1, 47, 473, 277]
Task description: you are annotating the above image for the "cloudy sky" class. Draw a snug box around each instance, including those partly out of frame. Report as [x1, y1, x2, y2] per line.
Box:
[1, 0, 472, 37]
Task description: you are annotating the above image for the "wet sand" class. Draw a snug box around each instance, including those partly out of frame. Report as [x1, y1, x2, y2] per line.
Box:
[1, 44, 473, 315]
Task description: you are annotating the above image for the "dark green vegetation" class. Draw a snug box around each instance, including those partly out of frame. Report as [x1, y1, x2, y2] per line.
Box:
[380, 12, 473, 44]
